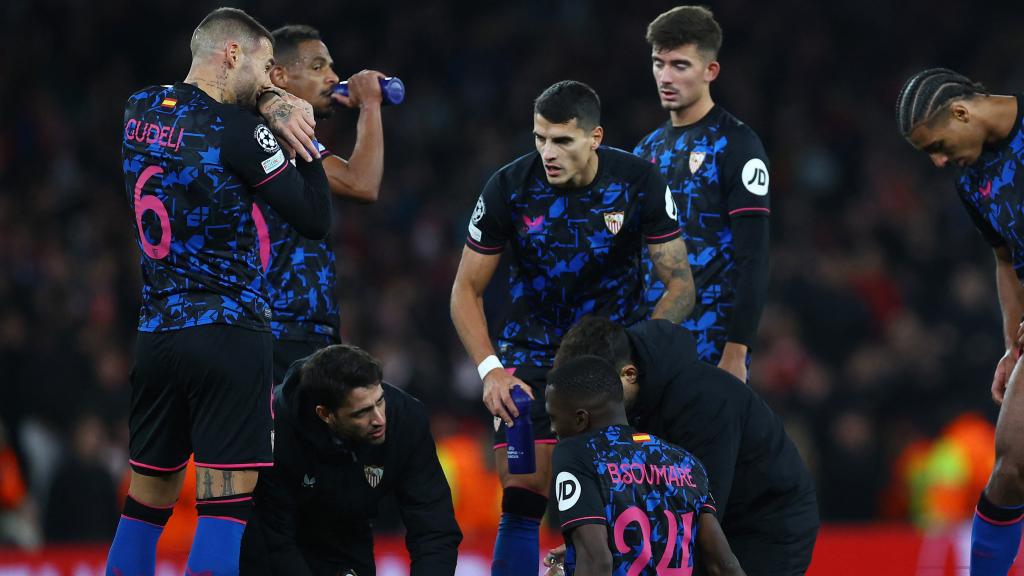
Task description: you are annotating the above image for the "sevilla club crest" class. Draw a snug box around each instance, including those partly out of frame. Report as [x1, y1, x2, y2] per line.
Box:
[603, 212, 624, 235]
[689, 151, 706, 174]
[364, 465, 383, 488]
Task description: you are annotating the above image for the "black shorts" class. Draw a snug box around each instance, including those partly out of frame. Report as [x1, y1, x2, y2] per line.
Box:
[492, 365, 558, 449]
[129, 324, 273, 475]
[272, 335, 337, 386]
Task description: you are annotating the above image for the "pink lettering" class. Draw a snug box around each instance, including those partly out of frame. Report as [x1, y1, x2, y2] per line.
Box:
[158, 125, 172, 147]
[145, 124, 160, 144]
[174, 128, 184, 151]
[607, 463, 621, 484]
[668, 466, 680, 487]
[680, 466, 696, 488]
[134, 120, 145, 142]
[652, 465, 668, 485]
[631, 464, 647, 485]
[125, 119, 137, 140]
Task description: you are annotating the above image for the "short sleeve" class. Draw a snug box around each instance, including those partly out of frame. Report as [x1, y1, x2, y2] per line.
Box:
[689, 455, 719, 518]
[959, 196, 1006, 247]
[465, 172, 513, 254]
[552, 442, 607, 533]
[221, 113, 292, 189]
[721, 127, 771, 218]
[638, 165, 682, 245]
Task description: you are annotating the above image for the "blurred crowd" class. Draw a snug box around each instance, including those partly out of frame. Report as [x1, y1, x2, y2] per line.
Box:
[3, 0, 1024, 546]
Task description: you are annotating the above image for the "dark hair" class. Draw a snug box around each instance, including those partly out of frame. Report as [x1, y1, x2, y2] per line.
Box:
[645, 5, 722, 57]
[191, 7, 273, 57]
[298, 344, 383, 413]
[547, 355, 624, 407]
[895, 68, 988, 136]
[554, 316, 633, 371]
[272, 24, 322, 65]
[534, 80, 601, 131]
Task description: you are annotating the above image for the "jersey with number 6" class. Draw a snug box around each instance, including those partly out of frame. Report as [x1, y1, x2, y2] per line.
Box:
[553, 425, 716, 576]
[123, 83, 296, 333]
[634, 107, 770, 363]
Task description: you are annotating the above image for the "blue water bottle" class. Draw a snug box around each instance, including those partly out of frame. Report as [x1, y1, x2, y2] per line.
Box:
[331, 76, 405, 105]
[506, 385, 536, 475]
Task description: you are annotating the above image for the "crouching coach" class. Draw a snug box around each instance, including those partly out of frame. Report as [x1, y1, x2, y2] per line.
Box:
[240, 344, 461, 576]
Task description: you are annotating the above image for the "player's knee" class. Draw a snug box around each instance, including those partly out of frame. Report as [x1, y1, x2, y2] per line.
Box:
[501, 486, 548, 521]
[129, 469, 186, 508]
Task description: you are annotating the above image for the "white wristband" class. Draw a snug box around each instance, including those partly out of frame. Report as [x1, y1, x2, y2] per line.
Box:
[477, 355, 504, 381]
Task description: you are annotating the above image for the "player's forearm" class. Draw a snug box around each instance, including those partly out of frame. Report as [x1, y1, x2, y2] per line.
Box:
[573, 554, 613, 575]
[450, 283, 498, 364]
[325, 105, 384, 202]
[995, 247, 1024, 349]
[649, 238, 696, 323]
[651, 280, 695, 323]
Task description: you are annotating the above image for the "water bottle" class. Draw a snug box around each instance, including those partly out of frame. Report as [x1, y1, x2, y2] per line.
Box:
[331, 76, 405, 106]
[506, 385, 536, 475]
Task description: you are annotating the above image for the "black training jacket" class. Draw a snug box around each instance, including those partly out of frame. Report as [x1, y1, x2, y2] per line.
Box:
[626, 319, 818, 538]
[240, 373, 461, 576]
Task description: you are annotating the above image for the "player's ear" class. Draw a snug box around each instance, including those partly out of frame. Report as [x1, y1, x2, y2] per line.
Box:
[591, 126, 604, 150]
[621, 365, 638, 387]
[705, 59, 720, 82]
[225, 41, 242, 69]
[270, 65, 288, 88]
[574, 409, 590, 433]
[952, 101, 970, 124]
[314, 405, 333, 425]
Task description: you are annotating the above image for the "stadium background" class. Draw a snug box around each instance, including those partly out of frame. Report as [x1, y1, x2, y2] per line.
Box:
[2, 0, 1024, 573]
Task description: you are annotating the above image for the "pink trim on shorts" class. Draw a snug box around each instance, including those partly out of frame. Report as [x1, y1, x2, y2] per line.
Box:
[198, 515, 247, 525]
[193, 461, 274, 469]
[120, 514, 165, 529]
[197, 496, 253, 505]
[129, 458, 189, 473]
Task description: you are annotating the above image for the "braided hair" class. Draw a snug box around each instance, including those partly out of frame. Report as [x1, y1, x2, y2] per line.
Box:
[895, 68, 988, 136]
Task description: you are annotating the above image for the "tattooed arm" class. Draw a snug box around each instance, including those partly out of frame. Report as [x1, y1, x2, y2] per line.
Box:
[257, 88, 320, 162]
[649, 236, 695, 324]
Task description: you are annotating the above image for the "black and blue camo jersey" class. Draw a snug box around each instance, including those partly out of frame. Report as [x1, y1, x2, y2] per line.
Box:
[123, 83, 300, 332]
[466, 147, 681, 368]
[253, 141, 340, 342]
[634, 106, 770, 363]
[956, 95, 1024, 277]
[553, 425, 716, 576]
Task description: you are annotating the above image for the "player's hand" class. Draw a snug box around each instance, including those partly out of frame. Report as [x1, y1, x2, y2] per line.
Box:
[717, 342, 748, 382]
[258, 89, 319, 162]
[992, 348, 1021, 405]
[544, 544, 566, 576]
[330, 70, 385, 109]
[482, 368, 532, 427]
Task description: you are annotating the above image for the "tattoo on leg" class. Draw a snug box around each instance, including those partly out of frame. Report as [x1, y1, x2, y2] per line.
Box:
[222, 470, 234, 496]
[201, 469, 213, 499]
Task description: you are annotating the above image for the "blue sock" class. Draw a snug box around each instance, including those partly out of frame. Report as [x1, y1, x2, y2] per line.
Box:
[105, 496, 173, 576]
[186, 494, 253, 576]
[492, 487, 547, 576]
[971, 491, 1024, 576]
[186, 516, 246, 575]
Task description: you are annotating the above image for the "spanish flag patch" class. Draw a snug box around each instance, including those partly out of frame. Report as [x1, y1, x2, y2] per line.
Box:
[160, 97, 177, 109]
[632, 433, 651, 443]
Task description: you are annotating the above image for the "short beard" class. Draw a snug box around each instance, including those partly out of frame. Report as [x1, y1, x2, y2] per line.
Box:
[314, 106, 335, 120]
